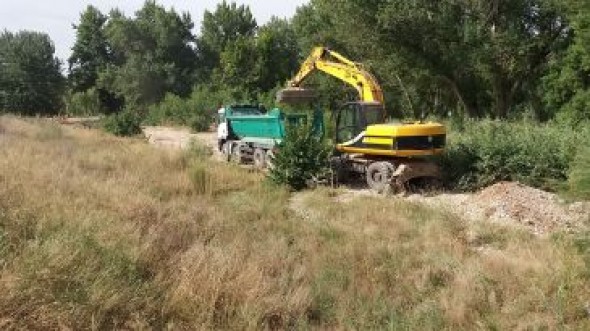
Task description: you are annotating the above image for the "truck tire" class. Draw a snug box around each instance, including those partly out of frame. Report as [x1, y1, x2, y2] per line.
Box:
[253, 148, 266, 169]
[231, 143, 245, 164]
[366, 161, 395, 193]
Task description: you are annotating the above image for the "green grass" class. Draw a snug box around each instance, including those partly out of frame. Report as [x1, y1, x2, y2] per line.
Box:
[0, 116, 589, 329]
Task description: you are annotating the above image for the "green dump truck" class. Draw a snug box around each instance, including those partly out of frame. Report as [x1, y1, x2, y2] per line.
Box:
[217, 104, 323, 168]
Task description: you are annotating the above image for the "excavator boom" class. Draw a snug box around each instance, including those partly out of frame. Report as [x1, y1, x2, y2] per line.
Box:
[277, 47, 384, 104]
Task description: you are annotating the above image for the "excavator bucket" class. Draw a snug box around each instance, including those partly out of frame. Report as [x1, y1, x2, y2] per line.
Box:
[276, 87, 317, 105]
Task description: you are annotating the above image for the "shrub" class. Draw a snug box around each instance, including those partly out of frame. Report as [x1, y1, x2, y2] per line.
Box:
[146, 85, 228, 132]
[66, 88, 102, 116]
[269, 124, 331, 191]
[103, 110, 142, 136]
[568, 146, 590, 199]
[440, 119, 587, 191]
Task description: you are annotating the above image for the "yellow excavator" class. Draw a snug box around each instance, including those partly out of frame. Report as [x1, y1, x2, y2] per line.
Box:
[277, 47, 446, 192]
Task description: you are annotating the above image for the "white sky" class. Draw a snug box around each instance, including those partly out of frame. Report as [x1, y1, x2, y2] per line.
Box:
[0, 0, 309, 62]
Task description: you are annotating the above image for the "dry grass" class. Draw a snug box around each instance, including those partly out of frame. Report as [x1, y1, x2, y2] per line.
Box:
[0, 115, 589, 329]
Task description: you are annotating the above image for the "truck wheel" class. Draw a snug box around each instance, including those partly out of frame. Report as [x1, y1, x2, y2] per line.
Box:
[253, 148, 266, 169]
[231, 143, 244, 164]
[366, 161, 395, 193]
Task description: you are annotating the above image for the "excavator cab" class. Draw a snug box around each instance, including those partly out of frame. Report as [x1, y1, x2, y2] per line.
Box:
[335, 102, 385, 144]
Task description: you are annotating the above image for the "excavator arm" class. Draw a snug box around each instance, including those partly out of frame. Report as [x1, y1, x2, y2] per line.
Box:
[281, 47, 384, 104]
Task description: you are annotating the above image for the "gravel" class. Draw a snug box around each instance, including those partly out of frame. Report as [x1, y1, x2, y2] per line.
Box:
[407, 182, 590, 235]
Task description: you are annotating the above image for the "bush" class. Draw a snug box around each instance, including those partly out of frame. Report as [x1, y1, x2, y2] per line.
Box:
[66, 88, 102, 116]
[145, 85, 228, 132]
[103, 110, 142, 136]
[269, 124, 331, 191]
[568, 146, 590, 199]
[440, 119, 587, 191]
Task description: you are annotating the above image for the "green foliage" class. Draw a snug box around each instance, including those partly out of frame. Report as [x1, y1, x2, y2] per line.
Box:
[68, 6, 120, 113]
[542, 0, 590, 123]
[439, 120, 587, 191]
[568, 146, 590, 199]
[255, 18, 300, 92]
[65, 88, 102, 116]
[218, 36, 260, 98]
[102, 109, 142, 136]
[295, 0, 571, 119]
[72, 1, 198, 113]
[197, 0, 257, 76]
[269, 124, 331, 191]
[68, 6, 110, 93]
[145, 85, 229, 132]
[0, 30, 65, 115]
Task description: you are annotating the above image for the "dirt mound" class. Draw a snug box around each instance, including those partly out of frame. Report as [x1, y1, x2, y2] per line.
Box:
[411, 182, 589, 235]
[472, 182, 588, 234]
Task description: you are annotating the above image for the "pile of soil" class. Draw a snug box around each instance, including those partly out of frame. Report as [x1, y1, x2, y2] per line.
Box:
[412, 182, 589, 235]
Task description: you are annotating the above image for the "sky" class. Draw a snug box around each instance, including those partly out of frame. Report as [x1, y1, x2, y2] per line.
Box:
[0, 0, 309, 62]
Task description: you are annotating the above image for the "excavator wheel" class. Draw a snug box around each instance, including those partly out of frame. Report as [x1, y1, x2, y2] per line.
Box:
[390, 160, 443, 194]
[276, 88, 317, 105]
[366, 161, 395, 193]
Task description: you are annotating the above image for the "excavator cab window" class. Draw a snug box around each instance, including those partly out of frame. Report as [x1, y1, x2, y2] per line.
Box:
[362, 104, 386, 126]
[336, 103, 363, 143]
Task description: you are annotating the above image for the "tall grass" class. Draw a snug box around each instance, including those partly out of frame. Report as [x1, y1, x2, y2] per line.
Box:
[0, 116, 589, 329]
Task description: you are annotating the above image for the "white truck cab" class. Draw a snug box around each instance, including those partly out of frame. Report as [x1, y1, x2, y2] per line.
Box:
[216, 107, 228, 151]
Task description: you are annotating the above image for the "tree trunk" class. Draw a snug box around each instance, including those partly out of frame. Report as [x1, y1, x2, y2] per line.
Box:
[441, 76, 479, 118]
[491, 71, 513, 119]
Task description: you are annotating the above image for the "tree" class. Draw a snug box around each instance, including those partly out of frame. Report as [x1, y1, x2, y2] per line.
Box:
[542, 0, 590, 123]
[100, 1, 197, 111]
[294, 0, 570, 119]
[0, 30, 64, 115]
[69, 6, 110, 93]
[68, 6, 119, 113]
[255, 18, 299, 92]
[218, 36, 260, 99]
[216, 18, 300, 99]
[197, 1, 257, 79]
